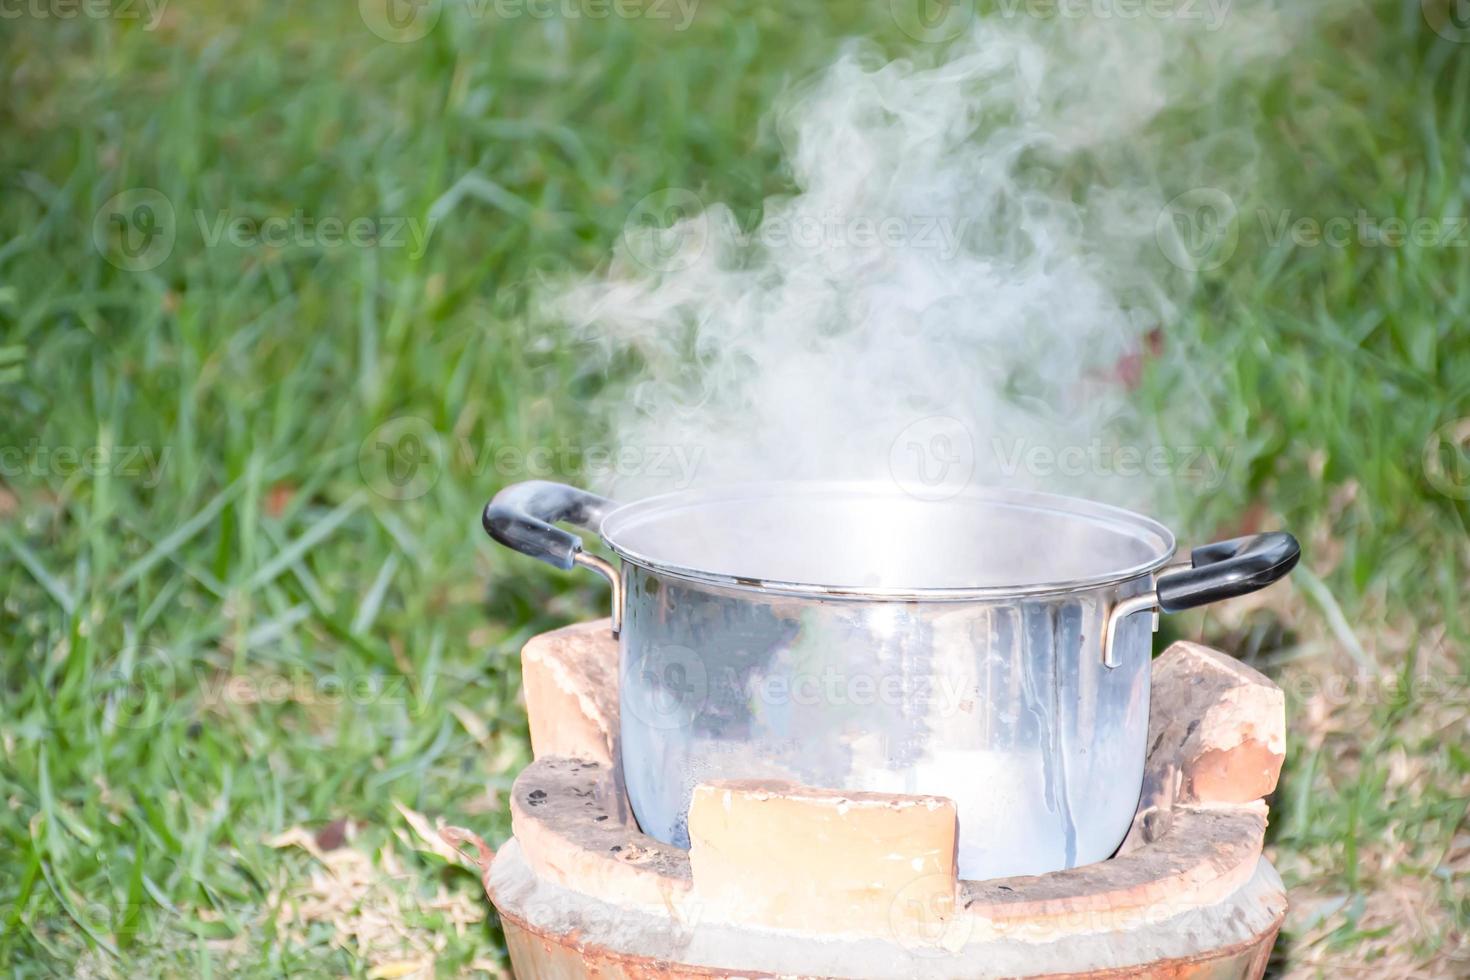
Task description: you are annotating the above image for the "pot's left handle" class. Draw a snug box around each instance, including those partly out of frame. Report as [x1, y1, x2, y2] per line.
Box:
[1103, 531, 1300, 668]
[482, 480, 623, 634]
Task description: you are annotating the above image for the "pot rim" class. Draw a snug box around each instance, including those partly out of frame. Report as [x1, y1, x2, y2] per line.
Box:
[597, 480, 1178, 601]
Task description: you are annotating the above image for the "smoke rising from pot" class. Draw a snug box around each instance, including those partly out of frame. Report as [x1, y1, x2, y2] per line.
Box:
[543, 9, 1310, 508]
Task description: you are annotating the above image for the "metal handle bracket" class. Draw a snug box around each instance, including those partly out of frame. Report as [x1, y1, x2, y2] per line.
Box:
[574, 551, 623, 636]
[1103, 591, 1159, 669]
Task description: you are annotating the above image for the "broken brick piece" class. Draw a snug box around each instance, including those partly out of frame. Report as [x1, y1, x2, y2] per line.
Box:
[520, 618, 620, 766]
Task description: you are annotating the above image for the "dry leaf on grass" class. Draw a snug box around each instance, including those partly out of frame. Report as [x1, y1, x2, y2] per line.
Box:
[393, 801, 478, 868]
[266, 822, 487, 974]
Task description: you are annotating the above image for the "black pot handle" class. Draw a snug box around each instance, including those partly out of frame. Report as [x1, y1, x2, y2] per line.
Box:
[1156, 531, 1301, 613]
[482, 481, 623, 633]
[482, 480, 615, 570]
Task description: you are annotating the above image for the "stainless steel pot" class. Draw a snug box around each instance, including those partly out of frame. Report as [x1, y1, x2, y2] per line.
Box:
[484, 480, 1298, 880]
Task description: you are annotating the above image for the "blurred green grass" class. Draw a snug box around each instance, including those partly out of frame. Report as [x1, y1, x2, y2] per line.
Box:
[1, 0, 1466, 975]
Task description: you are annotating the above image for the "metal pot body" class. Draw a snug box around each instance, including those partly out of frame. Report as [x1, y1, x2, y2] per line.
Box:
[617, 561, 1155, 881]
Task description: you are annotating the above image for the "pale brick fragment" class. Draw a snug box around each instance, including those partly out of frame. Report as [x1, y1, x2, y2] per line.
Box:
[687, 779, 958, 939]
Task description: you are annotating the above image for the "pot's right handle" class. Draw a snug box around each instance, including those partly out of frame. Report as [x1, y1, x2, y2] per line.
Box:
[1103, 531, 1300, 668]
[482, 480, 623, 633]
[1156, 532, 1301, 612]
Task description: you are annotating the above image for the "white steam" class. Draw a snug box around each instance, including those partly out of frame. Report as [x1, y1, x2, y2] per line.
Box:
[544, 9, 1310, 509]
